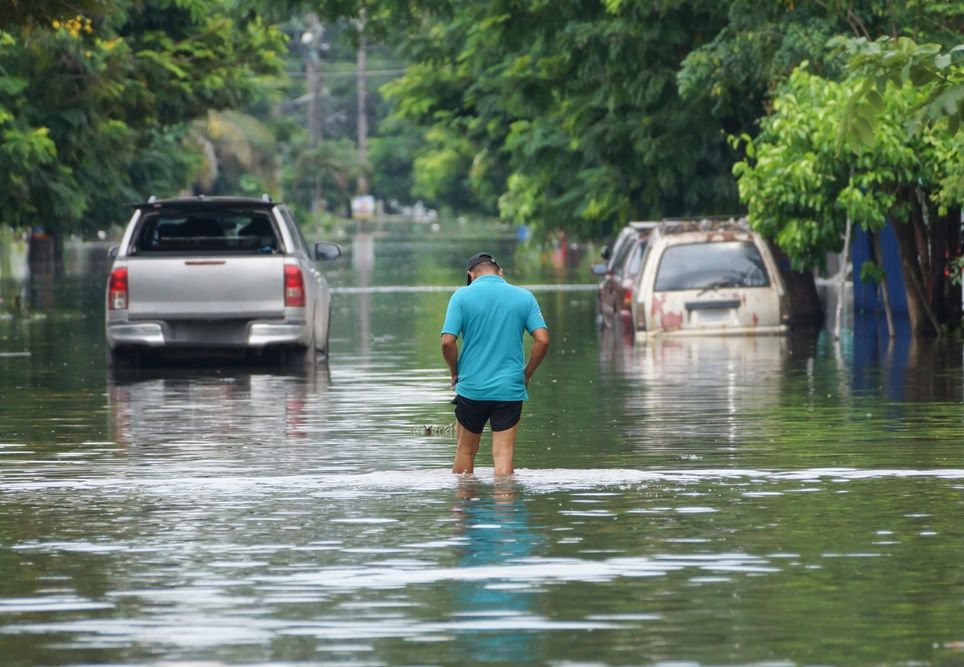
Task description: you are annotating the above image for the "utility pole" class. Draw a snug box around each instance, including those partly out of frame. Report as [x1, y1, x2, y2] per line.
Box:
[355, 10, 369, 196]
[302, 13, 325, 213]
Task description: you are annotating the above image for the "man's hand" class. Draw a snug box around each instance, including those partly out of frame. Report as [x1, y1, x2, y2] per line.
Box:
[441, 333, 460, 390]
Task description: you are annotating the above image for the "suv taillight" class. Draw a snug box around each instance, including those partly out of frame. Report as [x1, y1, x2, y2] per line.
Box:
[284, 265, 305, 307]
[623, 287, 634, 308]
[108, 268, 128, 310]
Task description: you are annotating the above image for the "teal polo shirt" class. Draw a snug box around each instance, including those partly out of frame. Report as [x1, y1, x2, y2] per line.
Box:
[441, 274, 548, 401]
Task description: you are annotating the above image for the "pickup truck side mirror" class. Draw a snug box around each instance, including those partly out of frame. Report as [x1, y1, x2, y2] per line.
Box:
[314, 241, 342, 261]
[600, 244, 611, 260]
[108, 246, 119, 259]
[590, 262, 609, 277]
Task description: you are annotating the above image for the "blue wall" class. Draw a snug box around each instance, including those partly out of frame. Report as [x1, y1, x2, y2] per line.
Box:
[850, 222, 908, 317]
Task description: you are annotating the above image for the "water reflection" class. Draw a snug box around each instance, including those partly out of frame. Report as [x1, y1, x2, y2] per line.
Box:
[851, 314, 963, 402]
[4, 231, 964, 666]
[613, 335, 793, 455]
[450, 478, 540, 663]
[108, 367, 330, 448]
[353, 232, 375, 359]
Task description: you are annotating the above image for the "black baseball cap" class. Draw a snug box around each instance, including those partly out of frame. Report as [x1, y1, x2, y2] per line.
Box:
[466, 252, 499, 284]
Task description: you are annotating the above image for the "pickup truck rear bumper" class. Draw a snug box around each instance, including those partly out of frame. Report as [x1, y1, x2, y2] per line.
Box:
[106, 319, 310, 349]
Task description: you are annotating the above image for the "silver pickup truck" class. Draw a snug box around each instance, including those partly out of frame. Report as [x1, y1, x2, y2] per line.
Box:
[105, 196, 341, 366]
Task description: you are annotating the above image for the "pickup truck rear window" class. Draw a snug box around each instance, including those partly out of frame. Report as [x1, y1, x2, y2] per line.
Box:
[134, 212, 280, 255]
[655, 241, 770, 291]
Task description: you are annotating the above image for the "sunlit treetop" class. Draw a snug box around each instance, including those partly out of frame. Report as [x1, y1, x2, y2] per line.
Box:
[0, 0, 113, 28]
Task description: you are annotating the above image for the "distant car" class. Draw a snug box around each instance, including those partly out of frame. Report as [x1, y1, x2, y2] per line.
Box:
[591, 221, 657, 327]
[631, 218, 789, 337]
[105, 196, 341, 366]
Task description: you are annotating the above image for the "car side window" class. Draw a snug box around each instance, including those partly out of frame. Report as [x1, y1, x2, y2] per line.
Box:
[280, 207, 311, 257]
[626, 241, 646, 275]
[610, 237, 636, 277]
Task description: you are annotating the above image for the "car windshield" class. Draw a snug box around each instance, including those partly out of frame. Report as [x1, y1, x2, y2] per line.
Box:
[654, 241, 770, 291]
[134, 211, 280, 255]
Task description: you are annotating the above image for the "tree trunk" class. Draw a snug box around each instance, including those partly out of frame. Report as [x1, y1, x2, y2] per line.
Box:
[0, 227, 11, 281]
[890, 215, 939, 336]
[767, 242, 824, 327]
[870, 231, 895, 338]
[834, 218, 851, 341]
[929, 207, 962, 327]
[27, 228, 63, 275]
[942, 208, 963, 327]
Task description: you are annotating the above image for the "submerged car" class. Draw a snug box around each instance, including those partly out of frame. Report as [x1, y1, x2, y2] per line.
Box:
[592, 221, 657, 327]
[105, 196, 341, 366]
[631, 218, 789, 338]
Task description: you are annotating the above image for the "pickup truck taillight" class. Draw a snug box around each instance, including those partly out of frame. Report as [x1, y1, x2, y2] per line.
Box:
[284, 265, 305, 307]
[108, 267, 128, 310]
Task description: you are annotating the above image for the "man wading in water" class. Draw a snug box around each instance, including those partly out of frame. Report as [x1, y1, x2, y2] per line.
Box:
[441, 252, 550, 475]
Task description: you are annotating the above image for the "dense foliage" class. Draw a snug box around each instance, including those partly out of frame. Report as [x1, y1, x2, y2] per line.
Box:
[0, 0, 284, 235]
[379, 0, 738, 235]
[733, 44, 963, 333]
[1, 0, 963, 331]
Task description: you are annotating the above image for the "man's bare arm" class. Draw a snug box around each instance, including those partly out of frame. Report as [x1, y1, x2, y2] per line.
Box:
[524, 328, 549, 387]
[441, 333, 459, 387]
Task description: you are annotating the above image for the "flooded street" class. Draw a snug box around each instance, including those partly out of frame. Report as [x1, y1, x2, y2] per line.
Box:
[2, 228, 964, 666]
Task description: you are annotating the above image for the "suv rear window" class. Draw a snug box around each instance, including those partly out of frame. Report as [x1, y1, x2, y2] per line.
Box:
[134, 211, 280, 255]
[655, 241, 770, 291]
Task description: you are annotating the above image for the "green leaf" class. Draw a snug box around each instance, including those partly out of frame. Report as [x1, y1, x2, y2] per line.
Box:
[860, 260, 886, 285]
[0, 76, 26, 96]
[927, 84, 964, 118]
[852, 115, 876, 148]
[909, 64, 938, 86]
[865, 88, 885, 114]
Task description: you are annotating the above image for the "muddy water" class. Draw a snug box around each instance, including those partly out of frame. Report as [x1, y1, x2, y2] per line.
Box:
[1, 230, 964, 666]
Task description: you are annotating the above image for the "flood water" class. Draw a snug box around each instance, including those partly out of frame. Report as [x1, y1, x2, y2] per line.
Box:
[2, 226, 964, 666]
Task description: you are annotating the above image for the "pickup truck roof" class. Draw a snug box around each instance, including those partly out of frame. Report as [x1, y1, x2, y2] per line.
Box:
[131, 195, 279, 210]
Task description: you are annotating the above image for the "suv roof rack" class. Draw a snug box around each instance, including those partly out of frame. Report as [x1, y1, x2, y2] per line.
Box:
[655, 215, 748, 234]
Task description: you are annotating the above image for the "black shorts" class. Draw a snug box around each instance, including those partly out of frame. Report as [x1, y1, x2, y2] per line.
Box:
[453, 395, 523, 434]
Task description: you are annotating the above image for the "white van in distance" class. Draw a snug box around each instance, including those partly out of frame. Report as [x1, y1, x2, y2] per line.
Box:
[632, 218, 789, 338]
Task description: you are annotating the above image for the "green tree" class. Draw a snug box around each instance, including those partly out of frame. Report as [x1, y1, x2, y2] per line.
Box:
[838, 36, 964, 203]
[0, 0, 285, 260]
[0, 1, 111, 28]
[367, 115, 424, 208]
[380, 1, 740, 235]
[268, 0, 964, 238]
[678, 1, 964, 139]
[734, 64, 961, 334]
[191, 109, 279, 196]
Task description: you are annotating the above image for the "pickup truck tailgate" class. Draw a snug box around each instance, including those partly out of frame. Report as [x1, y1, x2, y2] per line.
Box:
[127, 256, 286, 319]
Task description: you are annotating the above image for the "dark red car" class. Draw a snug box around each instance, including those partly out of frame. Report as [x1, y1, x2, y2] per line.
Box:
[591, 222, 657, 328]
